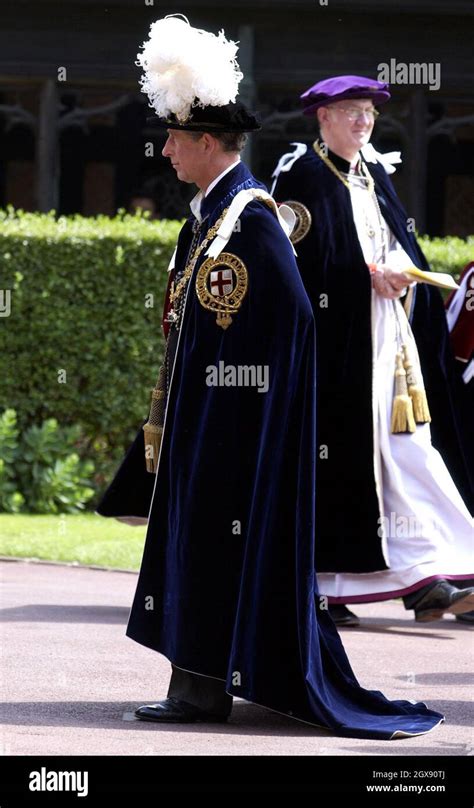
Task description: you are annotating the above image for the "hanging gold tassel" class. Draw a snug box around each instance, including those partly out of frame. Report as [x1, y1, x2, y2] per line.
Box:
[391, 351, 416, 434]
[402, 343, 431, 424]
[143, 366, 166, 473]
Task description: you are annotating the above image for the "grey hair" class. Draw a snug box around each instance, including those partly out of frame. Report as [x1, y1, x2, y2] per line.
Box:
[188, 131, 248, 153]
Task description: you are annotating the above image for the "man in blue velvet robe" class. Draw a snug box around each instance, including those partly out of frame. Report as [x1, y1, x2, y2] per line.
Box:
[97, 21, 444, 738]
[272, 75, 473, 627]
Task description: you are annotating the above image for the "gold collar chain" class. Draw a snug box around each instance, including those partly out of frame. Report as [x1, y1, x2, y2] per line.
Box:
[169, 206, 230, 306]
[312, 140, 375, 194]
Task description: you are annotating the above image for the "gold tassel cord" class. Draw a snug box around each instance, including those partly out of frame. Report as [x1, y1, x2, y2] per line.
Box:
[402, 343, 431, 424]
[143, 366, 166, 473]
[391, 352, 416, 434]
[143, 420, 163, 474]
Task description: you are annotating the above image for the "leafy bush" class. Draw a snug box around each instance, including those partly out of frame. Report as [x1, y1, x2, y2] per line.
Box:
[0, 409, 95, 513]
[419, 235, 474, 280]
[0, 409, 24, 512]
[0, 207, 181, 498]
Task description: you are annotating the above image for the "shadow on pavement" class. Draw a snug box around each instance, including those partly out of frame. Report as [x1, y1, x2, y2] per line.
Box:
[0, 604, 130, 624]
[1, 699, 472, 735]
[337, 618, 472, 640]
[0, 700, 333, 737]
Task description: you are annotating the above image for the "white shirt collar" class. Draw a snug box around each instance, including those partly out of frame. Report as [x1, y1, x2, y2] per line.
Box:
[189, 159, 241, 222]
[349, 153, 361, 173]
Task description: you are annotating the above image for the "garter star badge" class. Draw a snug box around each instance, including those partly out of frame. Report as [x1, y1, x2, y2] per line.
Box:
[195, 252, 248, 330]
[283, 200, 312, 244]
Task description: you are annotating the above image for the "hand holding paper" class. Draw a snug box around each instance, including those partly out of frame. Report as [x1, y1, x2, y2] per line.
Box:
[400, 266, 460, 291]
[367, 263, 459, 291]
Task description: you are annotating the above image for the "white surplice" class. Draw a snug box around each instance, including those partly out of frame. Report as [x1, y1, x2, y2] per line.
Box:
[317, 166, 473, 602]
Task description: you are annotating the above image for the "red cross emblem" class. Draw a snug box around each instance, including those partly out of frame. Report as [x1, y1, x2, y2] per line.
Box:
[210, 268, 233, 297]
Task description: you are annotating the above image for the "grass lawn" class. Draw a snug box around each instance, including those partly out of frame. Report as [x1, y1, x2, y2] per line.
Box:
[0, 513, 146, 571]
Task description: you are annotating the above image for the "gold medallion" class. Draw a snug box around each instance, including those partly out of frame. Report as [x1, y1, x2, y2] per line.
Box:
[283, 200, 312, 243]
[195, 252, 248, 330]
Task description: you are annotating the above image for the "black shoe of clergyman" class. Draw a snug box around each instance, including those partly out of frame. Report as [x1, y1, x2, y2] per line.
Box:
[455, 610, 474, 624]
[414, 581, 474, 623]
[328, 604, 360, 627]
[134, 697, 229, 723]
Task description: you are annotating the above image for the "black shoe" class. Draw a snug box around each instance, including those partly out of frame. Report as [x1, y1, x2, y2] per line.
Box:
[413, 581, 474, 623]
[135, 697, 229, 724]
[455, 610, 474, 624]
[328, 604, 360, 627]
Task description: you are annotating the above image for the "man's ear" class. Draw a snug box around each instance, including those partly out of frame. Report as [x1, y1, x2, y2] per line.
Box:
[201, 132, 218, 154]
[317, 107, 328, 128]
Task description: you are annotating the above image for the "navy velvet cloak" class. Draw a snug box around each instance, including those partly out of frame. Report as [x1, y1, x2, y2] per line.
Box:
[273, 145, 473, 574]
[97, 163, 443, 738]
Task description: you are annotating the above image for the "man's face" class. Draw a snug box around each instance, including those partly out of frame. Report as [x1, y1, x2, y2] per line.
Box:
[162, 129, 204, 184]
[319, 99, 377, 155]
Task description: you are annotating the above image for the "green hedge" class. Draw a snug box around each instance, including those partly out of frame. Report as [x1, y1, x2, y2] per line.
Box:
[0, 207, 181, 497]
[418, 234, 474, 279]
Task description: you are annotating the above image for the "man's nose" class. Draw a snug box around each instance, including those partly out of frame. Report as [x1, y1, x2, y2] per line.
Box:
[162, 137, 172, 157]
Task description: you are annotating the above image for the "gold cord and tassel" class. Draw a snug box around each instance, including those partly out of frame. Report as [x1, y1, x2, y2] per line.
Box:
[391, 351, 416, 434]
[143, 365, 166, 473]
[402, 343, 431, 424]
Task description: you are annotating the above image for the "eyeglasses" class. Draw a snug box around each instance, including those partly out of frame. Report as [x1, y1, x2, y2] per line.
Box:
[330, 106, 380, 122]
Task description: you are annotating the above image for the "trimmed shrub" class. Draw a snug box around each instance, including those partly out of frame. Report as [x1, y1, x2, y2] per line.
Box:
[419, 234, 474, 280]
[0, 207, 182, 497]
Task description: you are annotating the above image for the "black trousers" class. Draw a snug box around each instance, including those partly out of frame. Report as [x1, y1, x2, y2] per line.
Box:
[167, 664, 233, 718]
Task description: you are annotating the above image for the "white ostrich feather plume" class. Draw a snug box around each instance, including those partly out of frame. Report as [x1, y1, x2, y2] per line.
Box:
[136, 15, 244, 122]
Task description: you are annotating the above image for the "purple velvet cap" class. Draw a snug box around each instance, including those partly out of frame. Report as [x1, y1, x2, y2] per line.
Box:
[301, 75, 391, 116]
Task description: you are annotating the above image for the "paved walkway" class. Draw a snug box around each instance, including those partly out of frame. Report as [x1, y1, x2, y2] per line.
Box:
[1, 559, 472, 756]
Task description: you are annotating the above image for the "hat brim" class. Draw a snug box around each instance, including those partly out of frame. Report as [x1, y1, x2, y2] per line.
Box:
[303, 89, 391, 116]
[146, 117, 261, 133]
